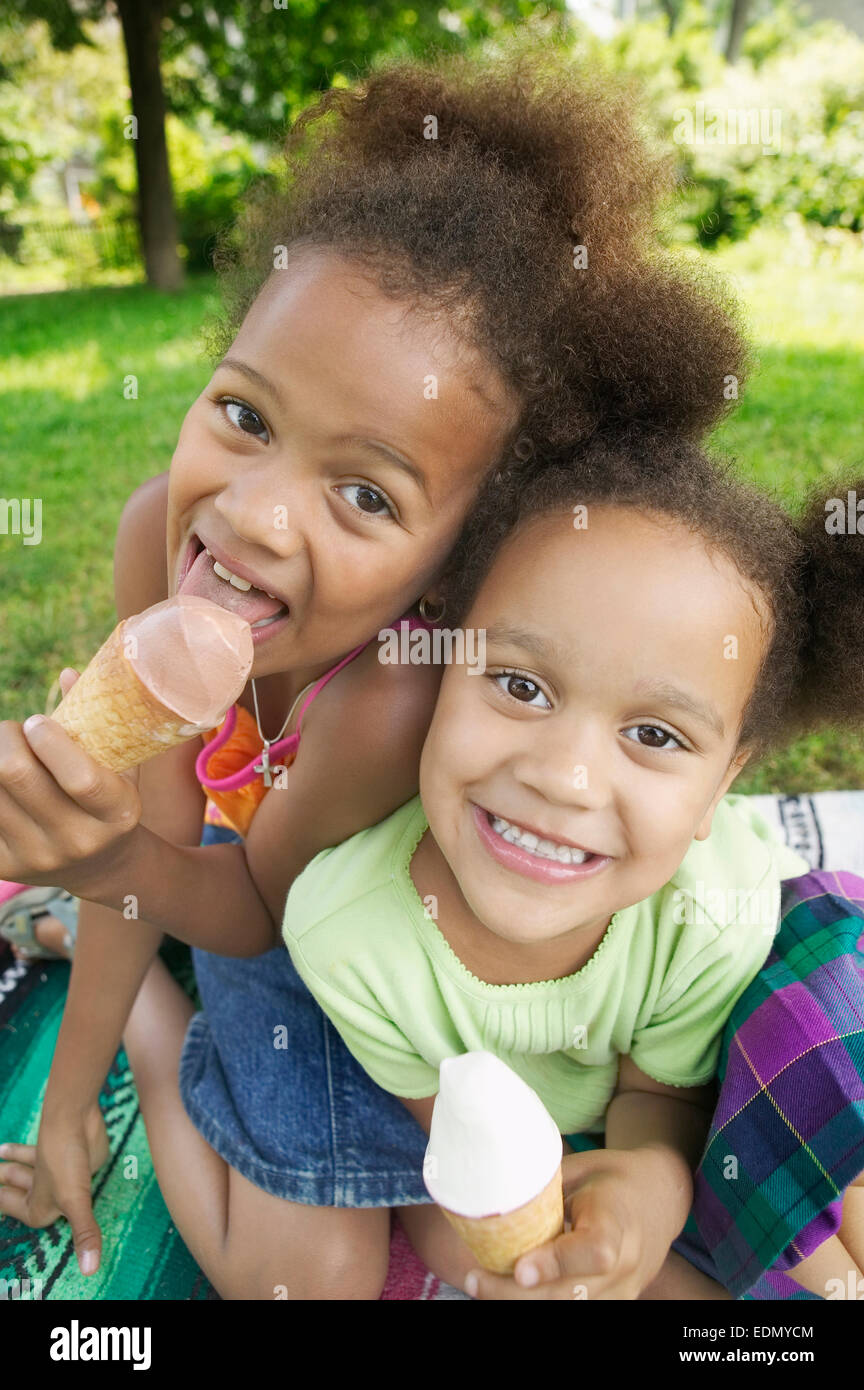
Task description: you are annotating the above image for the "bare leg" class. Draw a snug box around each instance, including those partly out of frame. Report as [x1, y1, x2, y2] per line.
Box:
[638, 1248, 733, 1300]
[397, 1203, 477, 1290]
[785, 1173, 864, 1299]
[123, 953, 390, 1300]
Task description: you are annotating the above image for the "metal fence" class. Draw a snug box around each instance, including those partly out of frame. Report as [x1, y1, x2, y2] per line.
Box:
[0, 215, 140, 269]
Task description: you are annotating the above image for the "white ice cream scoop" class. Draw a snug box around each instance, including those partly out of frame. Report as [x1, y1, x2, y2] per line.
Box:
[423, 1051, 563, 1219]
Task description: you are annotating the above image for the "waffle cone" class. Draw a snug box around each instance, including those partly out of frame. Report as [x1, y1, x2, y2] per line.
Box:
[51, 621, 204, 772]
[440, 1164, 564, 1275]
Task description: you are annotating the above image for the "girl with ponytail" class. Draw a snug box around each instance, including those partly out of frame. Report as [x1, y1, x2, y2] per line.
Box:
[281, 430, 864, 1300]
[2, 49, 853, 1301]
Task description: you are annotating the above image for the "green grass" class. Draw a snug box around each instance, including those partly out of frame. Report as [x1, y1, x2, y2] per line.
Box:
[1, 233, 863, 792]
[706, 231, 864, 793]
[1, 272, 219, 718]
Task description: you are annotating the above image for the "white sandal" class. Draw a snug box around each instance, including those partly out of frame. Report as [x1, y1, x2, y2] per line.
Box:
[0, 886, 78, 960]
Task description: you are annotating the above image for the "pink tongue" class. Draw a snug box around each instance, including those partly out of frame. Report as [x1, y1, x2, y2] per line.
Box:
[179, 548, 286, 625]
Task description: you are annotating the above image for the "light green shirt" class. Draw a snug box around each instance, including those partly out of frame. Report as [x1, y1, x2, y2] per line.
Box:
[282, 795, 808, 1135]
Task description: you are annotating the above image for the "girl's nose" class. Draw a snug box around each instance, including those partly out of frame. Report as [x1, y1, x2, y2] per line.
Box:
[214, 466, 306, 560]
[510, 716, 612, 811]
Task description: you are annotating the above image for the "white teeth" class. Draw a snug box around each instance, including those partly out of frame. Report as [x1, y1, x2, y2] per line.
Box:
[212, 558, 252, 591]
[205, 548, 281, 601]
[488, 813, 591, 864]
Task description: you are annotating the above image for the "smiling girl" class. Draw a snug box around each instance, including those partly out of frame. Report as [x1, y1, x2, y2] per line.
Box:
[282, 433, 864, 1300]
[0, 53, 753, 1298]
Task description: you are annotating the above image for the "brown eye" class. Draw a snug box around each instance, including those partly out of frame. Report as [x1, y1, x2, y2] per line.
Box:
[507, 676, 539, 701]
[623, 725, 681, 750]
[490, 673, 551, 709]
[355, 486, 387, 513]
[222, 398, 268, 440]
[336, 483, 395, 520]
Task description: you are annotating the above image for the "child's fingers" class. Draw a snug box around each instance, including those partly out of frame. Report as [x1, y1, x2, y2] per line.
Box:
[0, 1161, 35, 1193]
[0, 1182, 33, 1224]
[58, 667, 80, 697]
[0, 1142, 37, 1165]
[465, 1266, 595, 1301]
[511, 1217, 625, 1289]
[0, 786, 61, 884]
[511, 1227, 617, 1289]
[19, 716, 137, 824]
[51, 1153, 103, 1276]
[62, 1191, 102, 1277]
[0, 720, 91, 828]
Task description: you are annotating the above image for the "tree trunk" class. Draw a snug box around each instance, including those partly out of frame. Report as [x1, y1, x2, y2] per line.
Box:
[115, 0, 184, 290]
[658, 0, 681, 35]
[724, 0, 752, 64]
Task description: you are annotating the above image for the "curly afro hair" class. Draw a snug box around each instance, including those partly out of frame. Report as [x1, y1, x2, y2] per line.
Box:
[441, 429, 864, 758]
[202, 47, 750, 474]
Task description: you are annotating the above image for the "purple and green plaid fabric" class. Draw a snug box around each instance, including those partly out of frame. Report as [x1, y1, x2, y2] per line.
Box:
[568, 870, 864, 1299]
[689, 869, 864, 1298]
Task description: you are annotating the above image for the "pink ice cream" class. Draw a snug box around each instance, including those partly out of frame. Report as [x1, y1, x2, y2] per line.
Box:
[123, 595, 253, 727]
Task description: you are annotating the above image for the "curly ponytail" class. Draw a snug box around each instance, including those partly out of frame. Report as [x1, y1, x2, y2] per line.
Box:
[788, 483, 864, 737]
[203, 47, 749, 468]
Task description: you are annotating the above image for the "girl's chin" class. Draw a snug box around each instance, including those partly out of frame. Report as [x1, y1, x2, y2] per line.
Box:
[462, 895, 580, 946]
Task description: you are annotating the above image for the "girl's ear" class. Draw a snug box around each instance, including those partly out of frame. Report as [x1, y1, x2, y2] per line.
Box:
[693, 747, 752, 841]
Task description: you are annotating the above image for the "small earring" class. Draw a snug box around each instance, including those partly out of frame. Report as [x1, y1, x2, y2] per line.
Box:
[419, 594, 446, 622]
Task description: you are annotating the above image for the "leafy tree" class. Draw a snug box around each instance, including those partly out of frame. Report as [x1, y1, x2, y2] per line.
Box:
[724, 0, 753, 61]
[2, 0, 567, 289]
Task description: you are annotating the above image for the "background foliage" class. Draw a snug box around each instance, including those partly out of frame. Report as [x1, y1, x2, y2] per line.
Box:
[1, 0, 863, 792]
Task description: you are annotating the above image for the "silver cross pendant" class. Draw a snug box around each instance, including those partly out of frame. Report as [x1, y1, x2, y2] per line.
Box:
[254, 741, 274, 788]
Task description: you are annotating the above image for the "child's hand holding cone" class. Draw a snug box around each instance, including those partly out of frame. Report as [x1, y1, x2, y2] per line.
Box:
[462, 1145, 689, 1301]
[423, 1053, 691, 1300]
[0, 596, 252, 897]
[0, 665, 143, 896]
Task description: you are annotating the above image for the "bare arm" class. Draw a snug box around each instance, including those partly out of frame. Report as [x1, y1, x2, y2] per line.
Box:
[603, 1054, 717, 1235]
[43, 473, 205, 1119]
[43, 737, 208, 1119]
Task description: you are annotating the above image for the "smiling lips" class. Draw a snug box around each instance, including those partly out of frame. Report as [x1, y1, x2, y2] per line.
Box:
[471, 804, 612, 885]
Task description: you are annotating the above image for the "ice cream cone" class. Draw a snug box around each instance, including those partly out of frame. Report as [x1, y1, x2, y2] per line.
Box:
[50, 598, 252, 772]
[439, 1163, 564, 1274]
[52, 621, 200, 771]
[424, 1053, 566, 1277]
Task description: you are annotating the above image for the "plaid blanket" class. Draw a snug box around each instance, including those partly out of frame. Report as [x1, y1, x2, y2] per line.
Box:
[567, 869, 864, 1299]
[688, 869, 864, 1299]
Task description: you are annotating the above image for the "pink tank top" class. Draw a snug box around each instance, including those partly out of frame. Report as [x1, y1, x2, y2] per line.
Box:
[195, 614, 435, 835]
